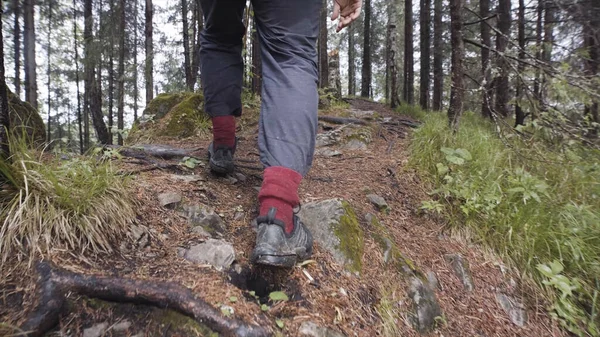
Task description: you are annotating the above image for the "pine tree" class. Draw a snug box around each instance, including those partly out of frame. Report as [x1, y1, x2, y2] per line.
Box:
[419, 0, 431, 110]
[360, 0, 372, 97]
[448, 0, 464, 130]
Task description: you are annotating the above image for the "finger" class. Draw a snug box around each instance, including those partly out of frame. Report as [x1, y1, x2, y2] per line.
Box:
[331, 2, 340, 20]
[350, 6, 361, 21]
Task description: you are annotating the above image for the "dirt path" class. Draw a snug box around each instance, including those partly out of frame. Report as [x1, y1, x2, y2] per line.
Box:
[1, 99, 562, 337]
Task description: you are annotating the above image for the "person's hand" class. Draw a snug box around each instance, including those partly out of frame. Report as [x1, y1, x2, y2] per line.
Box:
[331, 0, 362, 32]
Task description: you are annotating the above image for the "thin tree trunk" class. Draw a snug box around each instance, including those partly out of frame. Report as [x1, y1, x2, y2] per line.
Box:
[73, 0, 83, 154]
[494, 0, 511, 117]
[319, 0, 329, 88]
[0, 0, 11, 160]
[480, 0, 492, 118]
[46, 0, 52, 142]
[388, 0, 400, 108]
[23, 0, 37, 110]
[360, 0, 372, 98]
[403, 0, 414, 104]
[251, 16, 262, 97]
[190, 2, 202, 91]
[117, 0, 126, 145]
[540, 1, 554, 109]
[419, 0, 431, 110]
[13, 0, 21, 97]
[133, 0, 139, 121]
[432, 0, 443, 111]
[182, 0, 192, 91]
[515, 0, 526, 126]
[448, 0, 464, 130]
[532, 0, 543, 116]
[348, 24, 355, 96]
[145, 0, 154, 103]
[584, 0, 600, 128]
[108, 0, 115, 145]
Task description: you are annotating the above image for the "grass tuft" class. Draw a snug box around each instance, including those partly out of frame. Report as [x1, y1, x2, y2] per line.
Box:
[0, 138, 137, 267]
[406, 110, 600, 336]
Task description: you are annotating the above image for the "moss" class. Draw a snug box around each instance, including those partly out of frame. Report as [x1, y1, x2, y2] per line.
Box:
[7, 90, 45, 146]
[159, 309, 218, 337]
[333, 201, 365, 273]
[345, 127, 373, 144]
[163, 94, 209, 138]
[143, 93, 190, 120]
[368, 215, 419, 276]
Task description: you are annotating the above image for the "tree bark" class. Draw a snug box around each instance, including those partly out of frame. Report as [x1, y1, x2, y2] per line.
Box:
[403, 0, 414, 104]
[23, 0, 37, 110]
[360, 0, 372, 97]
[432, 0, 443, 111]
[145, 0, 154, 103]
[319, 0, 329, 88]
[190, 2, 202, 91]
[73, 0, 83, 154]
[13, 0, 21, 97]
[251, 16, 262, 97]
[0, 0, 11, 161]
[448, 0, 464, 130]
[348, 23, 355, 96]
[480, 0, 492, 118]
[328, 50, 342, 97]
[388, 0, 401, 108]
[46, 0, 52, 142]
[117, 0, 126, 145]
[133, 0, 139, 122]
[182, 0, 193, 91]
[419, 0, 431, 110]
[108, 0, 115, 145]
[540, 0, 554, 109]
[533, 0, 543, 116]
[515, 0, 526, 126]
[584, 0, 600, 127]
[493, 0, 511, 117]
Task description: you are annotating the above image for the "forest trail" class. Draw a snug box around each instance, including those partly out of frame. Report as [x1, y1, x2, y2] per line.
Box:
[1, 99, 562, 337]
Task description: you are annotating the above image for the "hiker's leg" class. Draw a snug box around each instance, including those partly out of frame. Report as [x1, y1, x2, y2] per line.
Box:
[199, 0, 246, 149]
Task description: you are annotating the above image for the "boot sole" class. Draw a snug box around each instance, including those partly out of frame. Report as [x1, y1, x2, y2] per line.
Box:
[253, 254, 297, 268]
[209, 159, 234, 175]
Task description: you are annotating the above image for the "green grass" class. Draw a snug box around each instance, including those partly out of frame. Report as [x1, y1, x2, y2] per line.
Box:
[0, 138, 137, 267]
[406, 110, 600, 336]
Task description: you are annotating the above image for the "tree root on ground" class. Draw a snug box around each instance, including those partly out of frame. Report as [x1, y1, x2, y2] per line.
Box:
[318, 115, 369, 125]
[106, 144, 202, 160]
[21, 262, 271, 337]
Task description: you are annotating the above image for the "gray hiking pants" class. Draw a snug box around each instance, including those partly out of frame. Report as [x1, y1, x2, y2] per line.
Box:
[199, 0, 321, 176]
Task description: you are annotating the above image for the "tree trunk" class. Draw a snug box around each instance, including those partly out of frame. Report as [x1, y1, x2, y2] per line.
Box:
[23, 0, 37, 110]
[515, 0, 526, 126]
[145, 0, 154, 103]
[108, 0, 115, 145]
[190, 2, 202, 91]
[73, 0, 83, 154]
[0, 0, 11, 161]
[448, 0, 464, 130]
[432, 0, 443, 111]
[182, 0, 193, 91]
[360, 0, 372, 98]
[533, 0, 543, 116]
[117, 0, 126, 145]
[319, 0, 329, 88]
[328, 50, 342, 97]
[348, 23, 355, 96]
[540, 1, 554, 109]
[388, 0, 400, 108]
[493, 0, 511, 117]
[133, 0, 139, 122]
[480, 0, 492, 118]
[251, 17, 262, 97]
[419, 0, 431, 110]
[403, 0, 414, 104]
[13, 0, 21, 97]
[46, 0, 52, 142]
[584, 0, 600, 128]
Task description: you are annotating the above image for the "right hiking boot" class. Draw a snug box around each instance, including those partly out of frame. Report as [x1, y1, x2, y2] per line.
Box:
[251, 207, 313, 268]
[207, 141, 235, 174]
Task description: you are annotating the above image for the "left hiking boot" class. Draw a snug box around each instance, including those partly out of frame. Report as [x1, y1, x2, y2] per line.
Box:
[251, 207, 313, 268]
[207, 140, 236, 175]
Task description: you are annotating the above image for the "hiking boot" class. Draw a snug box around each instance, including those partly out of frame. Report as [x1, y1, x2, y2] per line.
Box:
[207, 141, 235, 174]
[251, 207, 313, 268]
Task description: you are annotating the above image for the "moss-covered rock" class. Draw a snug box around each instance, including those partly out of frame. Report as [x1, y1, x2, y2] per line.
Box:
[127, 92, 209, 144]
[7, 90, 46, 145]
[366, 213, 418, 275]
[298, 199, 364, 274]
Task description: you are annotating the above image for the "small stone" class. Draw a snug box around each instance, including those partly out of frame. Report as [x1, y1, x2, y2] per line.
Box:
[316, 131, 341, 148]
[191, 226, 211, 237]
[315, 148, 342, 158]
[367, 194, 389, 213]
[83, 322, 109, 337]
[158, 192, 182, 209]
[182, 204, 225, 237]
[444, 254, 475, 292]
[426, 271, 440, 290]
[408, 277, 443, 333]
[234, 211, 245, 221]
[226, 176, 238, 184]
[234, 172, 247, 182]
[169, 174, 204, 183]
[183, 239, 236, 270]
[253, 186, 261, 192]
[299, 321, 346, 337]
[176, 247, 186, 257]
[129, 225, 150, 248]
[496, 293, 527, 327]
[112, 320, 132, 332]
[343, 139, 368, 151]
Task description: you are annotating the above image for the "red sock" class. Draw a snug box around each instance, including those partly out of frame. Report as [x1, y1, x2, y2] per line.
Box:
[258, 167, 302, 234]
[212, 116, 236, 148]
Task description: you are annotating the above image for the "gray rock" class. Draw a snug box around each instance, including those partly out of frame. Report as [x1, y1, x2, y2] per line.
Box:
[234, 172, 247, 182]
[367, 194, 389, 213]
[349, 109, 375, 119]
[297, 199, 364, 273]
[128, 225, 150, 248]
[83, 322, 109, 337]
[112, 320, 132, 332]
[496, 293, 527, 327]
[315, 148, 342, 158]
[299, 321, 346, 337]
[169, 174, 204, 183]
[316, 131, 341, 148]
[426, 271, 440, 290]
[444, 254, 474, 292]
[182, 204, 225, 237]
[191, 226, 211, 237]
[158, 192, 182, 209]
[343, 139, 367, 151]
[408, 277, 443, 333]
[233, 211, 245, 221]
[183, 239, 235, 270]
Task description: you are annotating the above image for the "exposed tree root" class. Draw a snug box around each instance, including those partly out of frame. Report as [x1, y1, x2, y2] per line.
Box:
[21, 262, 271, 337]
[318, 115, 369, 125]
[106, 144, 201, 160]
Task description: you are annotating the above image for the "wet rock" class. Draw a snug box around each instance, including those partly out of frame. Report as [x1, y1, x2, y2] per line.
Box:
[83, 322, 109, 337]
[343, 139, 368, 151]
[444, 254, 474, 292]
[315, 148, 342, 158]
[496, 293, 527, 327]
[297, 199, 364, 273]
[182, 239, 235, 270]
[181, 204, 225, 237]
[299, 321, 346, 337]
[112, 320, 132, 331]
[367, 194, 389, 213]
[408, 277, 443, 333]
[158, 192, 182, 209]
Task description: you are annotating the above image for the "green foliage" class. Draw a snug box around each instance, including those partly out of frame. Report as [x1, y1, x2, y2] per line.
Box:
[268, 291, 289, 302]
[0, 137, 137, 267]
[409, 111, 600, 336]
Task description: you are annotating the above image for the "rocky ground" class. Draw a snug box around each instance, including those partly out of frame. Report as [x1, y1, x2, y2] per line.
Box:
[0, 97, 564, 337]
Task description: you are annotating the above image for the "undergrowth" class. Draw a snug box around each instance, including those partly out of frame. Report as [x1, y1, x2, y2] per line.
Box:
[406, 110, 600, 336]
[0, 139, 137, 268]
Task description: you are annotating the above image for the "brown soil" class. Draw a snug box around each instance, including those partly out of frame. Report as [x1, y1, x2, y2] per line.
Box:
[0, 98, 563, 337]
